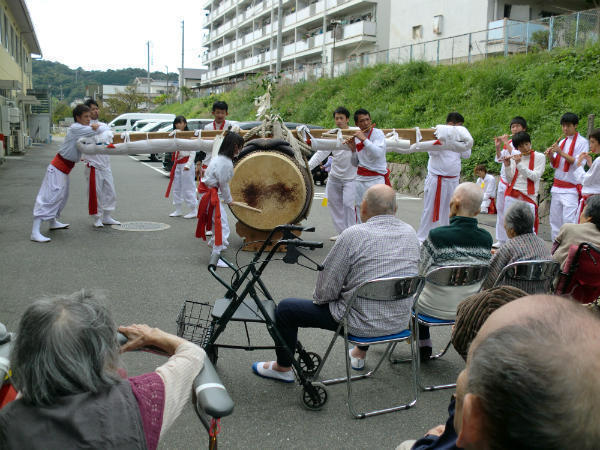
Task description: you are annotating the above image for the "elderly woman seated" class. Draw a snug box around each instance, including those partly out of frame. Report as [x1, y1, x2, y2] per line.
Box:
[0, 290, 205, 449]
[553, 195, 600, 269]
[481, 201, 551, 293]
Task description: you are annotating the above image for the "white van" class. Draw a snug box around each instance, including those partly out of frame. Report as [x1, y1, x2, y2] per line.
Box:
[108, 113, 175, 132]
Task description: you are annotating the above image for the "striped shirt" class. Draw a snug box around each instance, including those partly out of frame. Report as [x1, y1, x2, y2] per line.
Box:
[313, 215, 420, 337]
[481, 233, 551, 293]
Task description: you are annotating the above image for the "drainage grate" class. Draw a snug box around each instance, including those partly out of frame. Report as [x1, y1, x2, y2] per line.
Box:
[111, 221, 171, 232]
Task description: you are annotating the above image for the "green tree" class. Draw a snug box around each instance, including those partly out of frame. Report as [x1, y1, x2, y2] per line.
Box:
[103, 85, 146, 116]
[52, 101, 71, 124]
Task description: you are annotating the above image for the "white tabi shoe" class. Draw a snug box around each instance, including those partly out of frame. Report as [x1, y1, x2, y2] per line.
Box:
[102, 214, 121, 225]
[31, 219, 51, 242]
[49, 219, 69, 230]
[93, 216, 104, 228]
[183, 210, 198, 219]
[216, 259, 228, 268]
[205, 230, 213, 236]
[329, 235, 339, 241]
[169, 209, 183, 217]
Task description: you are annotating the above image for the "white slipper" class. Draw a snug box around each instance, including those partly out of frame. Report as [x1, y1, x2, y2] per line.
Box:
[349, 349, 365, 370]
[216, 259, 228, 268]
[252, 361, 295, 383]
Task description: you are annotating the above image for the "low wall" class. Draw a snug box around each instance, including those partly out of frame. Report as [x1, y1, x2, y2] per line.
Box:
[389, 162, 551, 224]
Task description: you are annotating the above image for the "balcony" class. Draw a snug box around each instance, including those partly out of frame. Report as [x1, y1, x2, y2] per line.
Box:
[342, 21, 376, 39]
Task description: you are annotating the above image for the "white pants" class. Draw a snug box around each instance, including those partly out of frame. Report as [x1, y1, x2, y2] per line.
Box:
[417, 174, 458, 243]
[209, 202, 230, 254]
[504, 196, 536, 234]
[495, 180, 509, 244]
[172, 165, 198, 209]
[325, 176, 356, 234]
[33, 165, 69, 221]
[354, 175, 384, 223]
[85, 165, 117, 215]
[550, 190, 580, 240]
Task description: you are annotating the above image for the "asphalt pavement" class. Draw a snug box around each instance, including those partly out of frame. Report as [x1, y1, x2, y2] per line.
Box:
[0, 139, 551, 449]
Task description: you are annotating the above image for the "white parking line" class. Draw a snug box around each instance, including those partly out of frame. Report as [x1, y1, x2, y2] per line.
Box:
[129, 155, 169, 176]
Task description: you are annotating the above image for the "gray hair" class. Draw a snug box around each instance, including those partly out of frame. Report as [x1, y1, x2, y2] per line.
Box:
[454, 182, 483, 216]
[583, 195, 600, 231]
[466, 302, 600, 449]
[504, 201, 534, 236]
[11, 289, 121, 406]
[363, 184, 397, 216]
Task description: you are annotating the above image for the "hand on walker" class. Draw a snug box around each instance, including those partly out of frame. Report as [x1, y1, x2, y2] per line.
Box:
[118, 324, 185, 355]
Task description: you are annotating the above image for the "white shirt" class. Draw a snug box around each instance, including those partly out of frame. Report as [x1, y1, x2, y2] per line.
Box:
[551, 133, 589, 193]
[59, 122, 104, 162]
[411, 125, 473, 177]
[203, 120, 233, 131]
[308, 148, 356, 181]
[574, 156, 600, 195]
[494, 140, 520, 182]
[202, 154, 234, 203]
[82, 120, 114, 170]
[477, 173, 496, 200]
[504, 152, 546, 201]
[350, 128, 387, 175]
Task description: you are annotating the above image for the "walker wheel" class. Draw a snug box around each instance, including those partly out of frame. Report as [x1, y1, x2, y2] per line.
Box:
[299, 351, 322, 377]
[301, 383, 327, 411]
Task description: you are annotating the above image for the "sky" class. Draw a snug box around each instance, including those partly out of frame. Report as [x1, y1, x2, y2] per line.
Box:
[25, 0, 207, 72]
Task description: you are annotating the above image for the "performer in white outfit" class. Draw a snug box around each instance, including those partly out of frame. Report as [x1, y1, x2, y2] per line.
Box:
[202, 101, 234, 169]
[345, 108, 388, 223]
[82, 99, 120, 228]
[307, 107, 357, 240]
[31, 104, 102, 242]
[474, 164, 496, 213]
[415, 112, 473, 243]
[165, 116, 198, 218]
[493, 117, 526, 246]
[574, 128, 600, 221]
[196, 131, 244, 267]
[545, 113, 589, 240]
[503, 131, 546, 234]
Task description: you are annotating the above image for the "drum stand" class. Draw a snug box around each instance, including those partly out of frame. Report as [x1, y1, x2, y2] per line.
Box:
[236, 222, 301, 252]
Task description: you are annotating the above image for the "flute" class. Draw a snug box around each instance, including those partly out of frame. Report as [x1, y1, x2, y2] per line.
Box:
[343, 123, 376, 146]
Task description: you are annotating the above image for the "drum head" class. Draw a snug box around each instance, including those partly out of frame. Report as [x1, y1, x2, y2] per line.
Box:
[230, 151, 309, 231]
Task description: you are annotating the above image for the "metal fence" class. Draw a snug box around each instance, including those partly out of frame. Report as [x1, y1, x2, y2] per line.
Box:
[276, 8, 600, 84]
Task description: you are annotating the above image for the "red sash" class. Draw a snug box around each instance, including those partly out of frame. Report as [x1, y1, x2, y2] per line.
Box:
[578, 194, 595, 223]
[505, 153, 536, 196]
[432, 175, 457, 222]
[87, 164, 98, 215]
[553, 133, 578, 172]
[196, 181, 223, 246]
[356, 166, 391, 187]
[506, 189, 539, 234]
[355, 128, 373, 152]
[164, 152, 190, 198]
[499, 177, 509, 187]
[50, 153, 75, 174]
[488, 197, 497, 215]
[213, 121, 225, 130]
[553, 178, 582, 198]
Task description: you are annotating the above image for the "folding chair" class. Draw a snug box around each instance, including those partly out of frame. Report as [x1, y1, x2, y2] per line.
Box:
[555, 243, 600, 304]
[414, 264, 489, 391]
[490, 259, 560, 294]
[305, 275, 424, 419]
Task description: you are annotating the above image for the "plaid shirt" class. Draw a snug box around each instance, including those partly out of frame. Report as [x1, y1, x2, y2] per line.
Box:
[481, 232, 551, 292]
[313, 215, 420, 337]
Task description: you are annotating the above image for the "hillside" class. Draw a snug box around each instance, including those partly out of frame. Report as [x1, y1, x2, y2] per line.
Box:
[157, 44, 600, 179]
[32, 60, 170, 103]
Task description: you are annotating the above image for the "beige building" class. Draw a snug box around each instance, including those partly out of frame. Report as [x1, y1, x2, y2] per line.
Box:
[0, 0, 42, 156]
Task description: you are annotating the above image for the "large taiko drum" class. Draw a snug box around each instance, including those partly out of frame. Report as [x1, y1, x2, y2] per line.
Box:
[229, 138, 313, 231]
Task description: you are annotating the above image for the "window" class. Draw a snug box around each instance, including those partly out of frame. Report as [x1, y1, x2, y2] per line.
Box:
[113, 119, 127, 126]
[412, 25, 423, 40]
[433, 15, 443, 35]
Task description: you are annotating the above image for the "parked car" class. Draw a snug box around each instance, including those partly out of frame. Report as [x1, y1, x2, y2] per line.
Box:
[107, 113, 174, 133]
[130, 119, 158, 132]
[132, 121, 174, 162]
[160, 119, 214, 171]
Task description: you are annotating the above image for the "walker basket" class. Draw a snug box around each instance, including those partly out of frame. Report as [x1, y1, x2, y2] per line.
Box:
[176, 301, 215, 348]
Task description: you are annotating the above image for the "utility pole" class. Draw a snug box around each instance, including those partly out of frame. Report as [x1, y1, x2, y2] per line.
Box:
[275, 0, 282, 74]
[180, 20, 184, 104]
[146, 41, 151, 111]
[165, 65, 169, 104]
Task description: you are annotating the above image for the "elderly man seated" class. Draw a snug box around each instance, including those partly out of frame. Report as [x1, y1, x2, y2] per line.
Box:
[398, 294, 600, 450]
[553, 195, 600, 269]
[416, 182, 493, 360]
[0, 290, 205, 449]
[252, 184, 420, 382]
[480, 201, 551, 292]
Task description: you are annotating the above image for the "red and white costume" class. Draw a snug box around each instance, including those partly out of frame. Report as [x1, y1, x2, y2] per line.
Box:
[82, 120, 117, 220]
[195, 154, 233, 254]
[350, 127, 388, 222]
[494, 140, 520, 244]
[504, 151, 546, 234]
[574, 155, 600, 221]
[477, 173, 496, 213]
[33, 123, 101, 221]
[165, 149, 198, 213]
[414, 125, 473, 243]
[202, 120, 233, 167]
[308, 143, 357, 234]
[549, 133, 588, 240]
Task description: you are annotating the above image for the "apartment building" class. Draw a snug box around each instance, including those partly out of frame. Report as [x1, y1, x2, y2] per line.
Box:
[201, 0, 590, 87]
[0, 0, 42, 156]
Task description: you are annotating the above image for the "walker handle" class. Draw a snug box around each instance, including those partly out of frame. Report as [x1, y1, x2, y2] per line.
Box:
[284, 239, 323, 249]
[193, 359, 234, 418]
[276, 224, 315, 232]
